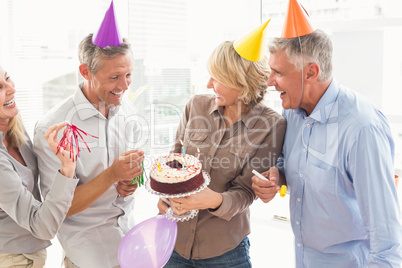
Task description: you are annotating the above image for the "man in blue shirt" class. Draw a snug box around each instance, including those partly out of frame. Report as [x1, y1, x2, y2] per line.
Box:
[252, 27, 402, 267]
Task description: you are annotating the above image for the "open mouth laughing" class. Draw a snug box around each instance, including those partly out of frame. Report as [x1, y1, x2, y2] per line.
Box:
[110, 91, 123, 96]
[3, 97, 15, 107]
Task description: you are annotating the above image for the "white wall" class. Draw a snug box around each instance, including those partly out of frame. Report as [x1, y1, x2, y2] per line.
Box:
[332, 30, 384, 109]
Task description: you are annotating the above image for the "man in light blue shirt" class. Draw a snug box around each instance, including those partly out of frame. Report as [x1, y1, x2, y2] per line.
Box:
[252, 29, 402, 267]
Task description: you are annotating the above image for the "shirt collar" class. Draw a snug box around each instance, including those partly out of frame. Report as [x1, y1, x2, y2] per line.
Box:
[208, 98, 265, 129]
[208, 99, 220, 115]
[72, 82, 100, 121]
[72, 82, 122, 120]
[302, 78, 340, 124]
[242, 103, 265, 129]
[0, 131, 5, 150]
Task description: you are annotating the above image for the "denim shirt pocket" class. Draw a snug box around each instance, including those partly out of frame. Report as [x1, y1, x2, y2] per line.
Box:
[306, 159, 338, 203]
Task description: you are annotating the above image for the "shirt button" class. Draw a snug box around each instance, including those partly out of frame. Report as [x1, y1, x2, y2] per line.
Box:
[303, 148, 306, 152]
[296, 221, 300, 225]
[297, 198, 301, 202]
[297, 243, 301, 247]
[306, 124, 311, 128]
[299, 174, 303, 178]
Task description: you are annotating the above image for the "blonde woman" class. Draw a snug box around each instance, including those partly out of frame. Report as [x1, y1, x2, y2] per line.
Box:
[158, 41, 287, 267]
[0, 65, 78, 268]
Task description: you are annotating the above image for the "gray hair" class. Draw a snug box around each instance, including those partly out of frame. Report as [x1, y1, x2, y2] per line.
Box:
[78, 33, 132, 74]
[268, 29, 333, 82]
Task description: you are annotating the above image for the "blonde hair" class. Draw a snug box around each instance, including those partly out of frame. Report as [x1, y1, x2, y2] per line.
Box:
[7, 114, 28, 148]
[207, 41, 270, 108]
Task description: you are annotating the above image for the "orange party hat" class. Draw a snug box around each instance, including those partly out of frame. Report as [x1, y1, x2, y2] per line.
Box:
[281, 0, 315, 38]
[233, 19, 271, 62]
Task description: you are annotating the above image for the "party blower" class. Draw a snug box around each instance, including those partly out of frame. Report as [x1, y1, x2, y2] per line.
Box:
[252, 169, 287, 197]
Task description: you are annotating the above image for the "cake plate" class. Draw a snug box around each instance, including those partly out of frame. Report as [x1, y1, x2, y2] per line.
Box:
[145, 170, 211, 222]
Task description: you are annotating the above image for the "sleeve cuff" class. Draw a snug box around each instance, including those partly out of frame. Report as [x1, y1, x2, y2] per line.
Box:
[208, 192, 233, 221]
[47, 171, 79, 200]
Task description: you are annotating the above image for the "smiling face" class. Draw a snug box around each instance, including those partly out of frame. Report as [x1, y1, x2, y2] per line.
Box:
[207, 77, 240, 107]
[268, 49, 304, 110]
[0, 66, 18, 127]
[83, 53, 133, 112]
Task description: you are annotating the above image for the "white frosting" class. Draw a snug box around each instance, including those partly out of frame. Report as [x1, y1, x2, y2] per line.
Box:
[150, 153, 202, 183]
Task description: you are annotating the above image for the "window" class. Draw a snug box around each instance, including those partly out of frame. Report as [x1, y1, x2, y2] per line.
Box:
[1, 0, 401, 267]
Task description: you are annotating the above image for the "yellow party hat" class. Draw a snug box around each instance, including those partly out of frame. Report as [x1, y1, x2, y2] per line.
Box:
[233, 19, 271, 62]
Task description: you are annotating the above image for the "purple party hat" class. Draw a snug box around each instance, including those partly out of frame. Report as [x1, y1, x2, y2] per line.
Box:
[92, 0, 123, 48]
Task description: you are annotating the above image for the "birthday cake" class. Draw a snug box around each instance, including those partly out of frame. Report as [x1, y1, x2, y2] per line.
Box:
[149, 153, 205, 195]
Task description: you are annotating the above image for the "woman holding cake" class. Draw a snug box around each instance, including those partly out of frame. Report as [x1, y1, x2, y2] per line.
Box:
[0, 64, 78, 267]
[158, 20, 287, 267]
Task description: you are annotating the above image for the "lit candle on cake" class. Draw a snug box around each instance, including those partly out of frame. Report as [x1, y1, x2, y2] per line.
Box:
[180, 139, 186, 156]
[197, 148, 200, 160]
[180, 139, 186, 170]
[158, 147, 162, 172]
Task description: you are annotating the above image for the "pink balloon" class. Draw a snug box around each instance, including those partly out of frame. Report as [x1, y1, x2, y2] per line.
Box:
[118, 214, 177, 268]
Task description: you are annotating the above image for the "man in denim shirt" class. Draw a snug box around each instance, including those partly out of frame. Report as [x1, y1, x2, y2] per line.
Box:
[252, 28, 402, 267]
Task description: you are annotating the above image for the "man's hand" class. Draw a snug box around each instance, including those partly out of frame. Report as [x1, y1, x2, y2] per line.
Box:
[251, 167, 281, 203]
[109, 150, 145, 182]
[116, 180, 138, 197]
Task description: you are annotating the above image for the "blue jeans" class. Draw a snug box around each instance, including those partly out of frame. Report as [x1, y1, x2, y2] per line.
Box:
[163, 237, 252, 268]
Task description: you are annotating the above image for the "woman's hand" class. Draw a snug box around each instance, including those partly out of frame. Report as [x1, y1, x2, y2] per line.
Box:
[169, 187, 223, 215]
[44, 122, 76, 178]
[157, 198, 170, 214]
